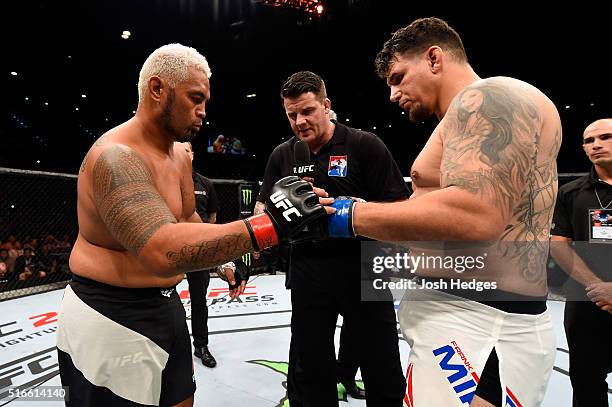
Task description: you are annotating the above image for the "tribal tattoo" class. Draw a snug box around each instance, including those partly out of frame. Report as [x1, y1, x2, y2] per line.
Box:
[92, 145, 177, 255]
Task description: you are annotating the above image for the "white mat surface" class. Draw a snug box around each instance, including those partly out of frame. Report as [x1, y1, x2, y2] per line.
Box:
[0, 275, 609, 406]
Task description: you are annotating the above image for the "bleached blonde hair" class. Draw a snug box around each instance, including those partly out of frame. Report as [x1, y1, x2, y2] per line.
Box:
[138, 43, 212, 104]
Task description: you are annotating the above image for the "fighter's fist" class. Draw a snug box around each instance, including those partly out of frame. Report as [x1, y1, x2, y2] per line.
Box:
[243, 176, 327, 251]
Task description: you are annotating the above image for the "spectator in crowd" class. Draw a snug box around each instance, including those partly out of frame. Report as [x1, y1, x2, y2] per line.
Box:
[8, 241, 22, 266]
[0, 248, 12, 283]
[27, 238, 39, 252]
[1, 235, 18, 250]
[58, 235, 73, 250]
[0, 247, 15, 274]
[15, 245, 46, 281]
[37, 243, 57, 275]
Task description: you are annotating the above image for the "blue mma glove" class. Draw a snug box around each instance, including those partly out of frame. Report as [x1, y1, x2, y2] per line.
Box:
[328, 196, 365, 238]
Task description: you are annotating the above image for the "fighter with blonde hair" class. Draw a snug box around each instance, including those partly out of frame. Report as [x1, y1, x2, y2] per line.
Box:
[57, 43, 330, 407]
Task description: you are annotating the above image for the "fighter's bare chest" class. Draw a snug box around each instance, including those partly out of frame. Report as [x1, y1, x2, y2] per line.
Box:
[149, 165, 189, 221]
[411, 137, 443, 189]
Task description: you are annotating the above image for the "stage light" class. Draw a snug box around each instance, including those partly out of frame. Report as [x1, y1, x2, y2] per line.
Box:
[257, 0, 325, 15]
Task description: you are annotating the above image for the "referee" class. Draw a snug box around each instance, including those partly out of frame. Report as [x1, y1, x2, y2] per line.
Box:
[256, 71, 409, 407]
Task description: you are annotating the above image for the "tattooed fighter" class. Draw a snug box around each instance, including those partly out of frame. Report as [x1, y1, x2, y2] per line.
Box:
[326, 18, 562, 407]
[56, 44, 330, 407]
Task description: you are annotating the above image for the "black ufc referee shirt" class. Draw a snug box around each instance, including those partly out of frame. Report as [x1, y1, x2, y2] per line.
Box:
[552, 166, 612, 299]
[257, 121, 410, 281]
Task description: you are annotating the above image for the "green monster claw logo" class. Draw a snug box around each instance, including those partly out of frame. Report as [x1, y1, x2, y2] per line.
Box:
[242, 252, 252, 267]
[242, 187, 253, 207]
[248, 360, 365, 406]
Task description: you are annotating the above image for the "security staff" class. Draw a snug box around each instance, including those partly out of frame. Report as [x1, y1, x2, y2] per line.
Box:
[256, 71, 409, 407]
[185, 142, 220, 368]
[550, 118, 612, 406]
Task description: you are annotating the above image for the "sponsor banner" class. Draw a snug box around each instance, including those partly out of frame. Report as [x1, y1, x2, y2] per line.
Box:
[179, 275, 291, 317]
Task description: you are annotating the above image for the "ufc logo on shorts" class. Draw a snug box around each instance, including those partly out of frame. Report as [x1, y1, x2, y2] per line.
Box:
[270, 190, 302, 221]
[109, 352, 144, 368]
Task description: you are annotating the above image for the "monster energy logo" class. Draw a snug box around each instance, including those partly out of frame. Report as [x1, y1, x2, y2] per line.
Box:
[242, 188, 253, 206]
[242, 252, 252, 267]
[249, 360, 364, 406]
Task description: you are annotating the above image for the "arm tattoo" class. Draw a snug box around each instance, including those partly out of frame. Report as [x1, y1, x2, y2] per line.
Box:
[79, 151, 89, 174]
[92, 145, 177, 255]
[80, 136, 109, 174]
[441, 80, 540, 220]
[166, 233, 252, 272]
[441, 80, 560, 285]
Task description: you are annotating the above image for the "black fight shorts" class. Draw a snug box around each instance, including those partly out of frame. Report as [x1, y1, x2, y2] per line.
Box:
[56, 274, 195, 406]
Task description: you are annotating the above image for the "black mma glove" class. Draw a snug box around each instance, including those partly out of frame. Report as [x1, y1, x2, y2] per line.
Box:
[243, 176, 327, 251]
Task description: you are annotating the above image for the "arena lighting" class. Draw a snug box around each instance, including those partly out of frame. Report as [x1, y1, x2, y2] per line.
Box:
[256, 0, 325, 15]
[10, 71, 17, 76]
[121, 30, 131, 39]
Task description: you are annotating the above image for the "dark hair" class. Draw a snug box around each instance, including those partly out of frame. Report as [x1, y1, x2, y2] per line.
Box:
[280, 71, 327, 102]
[375, 17, 468, 78]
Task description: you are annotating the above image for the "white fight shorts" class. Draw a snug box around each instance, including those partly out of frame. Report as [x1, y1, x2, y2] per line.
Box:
[398, 288, 555, 407]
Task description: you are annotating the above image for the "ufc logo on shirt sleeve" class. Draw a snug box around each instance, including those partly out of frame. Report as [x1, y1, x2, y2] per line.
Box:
[270, 190, 303, 221]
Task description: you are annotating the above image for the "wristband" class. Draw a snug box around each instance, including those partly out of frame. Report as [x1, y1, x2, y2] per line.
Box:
[244, 213, 279, 251]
